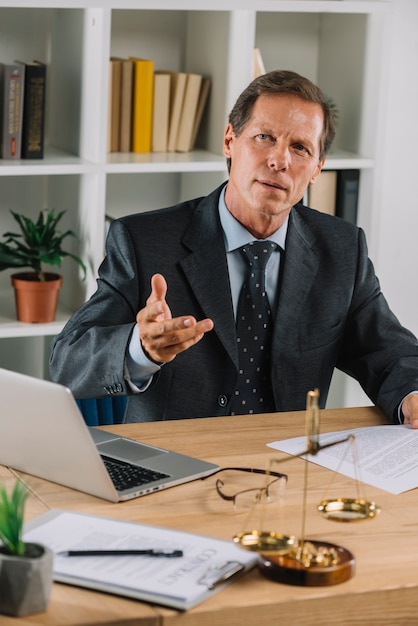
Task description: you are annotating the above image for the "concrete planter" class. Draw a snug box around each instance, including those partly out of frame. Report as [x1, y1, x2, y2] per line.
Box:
[0, 543, 53, 617]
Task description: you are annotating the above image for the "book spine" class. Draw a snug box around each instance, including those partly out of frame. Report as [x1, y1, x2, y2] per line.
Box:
[167, 72, 187, 152]
[131, 58, 154, 153]
[189, 78, 211, 151]
[109, 58, 122, 153]
[119, 59, 134, 153]
[21, 62, 47, 159]
[175, 73, 202, 153]
[1, 63, 25, 159]
[307, 170, 337, 216]
[152, 72, 171, 153]
[335, 170, 360, 224]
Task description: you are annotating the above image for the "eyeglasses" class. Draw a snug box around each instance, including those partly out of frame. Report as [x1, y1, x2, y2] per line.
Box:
[202, 467, 288, 512]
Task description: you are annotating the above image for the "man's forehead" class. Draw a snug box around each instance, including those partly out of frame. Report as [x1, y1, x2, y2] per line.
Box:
[248, 94, 324, 140]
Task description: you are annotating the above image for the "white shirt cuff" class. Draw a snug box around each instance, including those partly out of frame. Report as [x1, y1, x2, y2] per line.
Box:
[125, 325, 161, 392]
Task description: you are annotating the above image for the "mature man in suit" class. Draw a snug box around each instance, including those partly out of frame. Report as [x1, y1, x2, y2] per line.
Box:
[50, 70, 418, 427]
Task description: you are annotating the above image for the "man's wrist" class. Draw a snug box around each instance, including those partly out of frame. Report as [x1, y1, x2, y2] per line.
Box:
[398, 391, 418, 423]
[126, 325, 162, 389]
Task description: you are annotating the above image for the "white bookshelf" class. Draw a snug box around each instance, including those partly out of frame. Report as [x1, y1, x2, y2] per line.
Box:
[0, 0, 392, 396]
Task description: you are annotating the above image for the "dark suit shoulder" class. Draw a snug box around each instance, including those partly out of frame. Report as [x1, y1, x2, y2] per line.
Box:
[119, 196, 203, 230]
[293, 202, 358, 231]
[117, 183, 226, 230]
[291, 202, 361, 248]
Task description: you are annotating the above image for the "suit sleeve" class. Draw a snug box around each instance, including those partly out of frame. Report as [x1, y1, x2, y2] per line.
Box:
[49, 219, 143, 399]
[336, 228, 418, 422]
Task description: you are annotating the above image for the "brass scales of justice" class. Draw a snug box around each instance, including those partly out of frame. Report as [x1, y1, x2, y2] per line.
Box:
[233, 389, 381, 586]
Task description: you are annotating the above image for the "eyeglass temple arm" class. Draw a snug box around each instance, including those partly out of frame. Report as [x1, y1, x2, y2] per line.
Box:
[201, 466, 288, 481]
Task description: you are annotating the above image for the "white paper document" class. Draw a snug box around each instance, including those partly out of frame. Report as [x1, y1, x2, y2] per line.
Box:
[267, 425, 418, 495]
[24, 509, 258, 610]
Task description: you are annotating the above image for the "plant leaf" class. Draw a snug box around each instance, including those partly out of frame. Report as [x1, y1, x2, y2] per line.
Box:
[0, 481, 28, 554]
[0, 209, 86, 280]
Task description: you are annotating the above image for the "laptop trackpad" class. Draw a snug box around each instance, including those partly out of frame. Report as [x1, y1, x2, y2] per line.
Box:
[97, 439, 165, 463]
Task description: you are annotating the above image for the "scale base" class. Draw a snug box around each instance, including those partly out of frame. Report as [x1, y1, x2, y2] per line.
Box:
[258, 540, 355, 586]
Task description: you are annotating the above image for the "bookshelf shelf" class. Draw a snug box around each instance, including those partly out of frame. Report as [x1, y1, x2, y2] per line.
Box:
[0, 0, 391, 381]
[106, 150, 227, 174]
[323, 151, 374, 171]
[0, 149, 95, 176]
[0, 316, 68, 339]
[0, 1, 391, 12]
[0, 288, 70, 337]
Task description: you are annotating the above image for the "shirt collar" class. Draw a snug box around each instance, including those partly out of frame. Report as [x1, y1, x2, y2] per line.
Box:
[219, 185, 288, 252]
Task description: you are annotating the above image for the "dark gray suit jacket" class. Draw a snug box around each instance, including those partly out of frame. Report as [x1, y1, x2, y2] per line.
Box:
[50, 184, 418, 423]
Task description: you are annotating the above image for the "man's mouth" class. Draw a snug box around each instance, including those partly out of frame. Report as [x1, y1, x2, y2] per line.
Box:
[259, 179, 286, 191]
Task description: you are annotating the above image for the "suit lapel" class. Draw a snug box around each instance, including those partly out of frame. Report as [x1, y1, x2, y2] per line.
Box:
[273, 209, 320, 354]
[177, 195, 321, 369]
[179, 188, 239, 366]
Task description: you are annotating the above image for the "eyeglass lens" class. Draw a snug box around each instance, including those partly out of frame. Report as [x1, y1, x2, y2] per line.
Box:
[215, 470, 287, 511]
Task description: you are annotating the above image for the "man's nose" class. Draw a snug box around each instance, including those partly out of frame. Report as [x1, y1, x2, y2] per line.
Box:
[267, 142, 289, 170]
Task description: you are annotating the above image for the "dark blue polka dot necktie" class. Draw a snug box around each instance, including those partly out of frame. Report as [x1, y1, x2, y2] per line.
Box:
[231, 240, 278, 415]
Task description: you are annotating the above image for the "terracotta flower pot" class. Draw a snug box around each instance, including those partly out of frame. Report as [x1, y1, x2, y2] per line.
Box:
[11, 272, 63, 323]
[0, 543, 54, 617]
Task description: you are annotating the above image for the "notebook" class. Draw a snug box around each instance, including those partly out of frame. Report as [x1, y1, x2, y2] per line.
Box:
[0, 368, 219, 502]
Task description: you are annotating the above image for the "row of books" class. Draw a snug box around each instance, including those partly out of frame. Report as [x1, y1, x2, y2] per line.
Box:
[0, 60, 47, 160]
[307, 169, 360, 224]
[108, 57, 211, 154]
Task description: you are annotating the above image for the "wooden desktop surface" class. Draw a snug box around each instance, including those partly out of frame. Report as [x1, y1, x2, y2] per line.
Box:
[1, 406, 417, 626]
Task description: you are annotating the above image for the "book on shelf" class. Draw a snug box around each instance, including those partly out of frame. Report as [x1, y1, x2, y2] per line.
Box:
[119, 58, 134, 153]
[175, 72, 202, 153]
[152, 71, 171, 152]
[167, 70, 187, 152]
[24, 509, 258, 611]
[252, 48, 266, 79]
[106, 60, 112, 153]
[0, 62, 25, 159]
[130, 57, 154, 153]
[307, 170, 337, 216]
[106, 60, 211, 155]
[189, 77, 211, 151]
[335, 169, 360, 224]
[108, 58, 122, 153]
[16, 60, 47, 159]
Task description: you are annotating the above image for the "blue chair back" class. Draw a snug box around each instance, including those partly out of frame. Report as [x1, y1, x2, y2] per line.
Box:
[76, 396, 127, 426]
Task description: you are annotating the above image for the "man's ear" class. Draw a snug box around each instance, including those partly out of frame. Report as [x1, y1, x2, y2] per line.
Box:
[223, 123, 234, 158]
[309, 159, 326, 185]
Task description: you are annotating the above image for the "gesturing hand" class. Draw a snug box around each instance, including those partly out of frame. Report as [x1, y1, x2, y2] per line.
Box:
[136, 273, 214, 364]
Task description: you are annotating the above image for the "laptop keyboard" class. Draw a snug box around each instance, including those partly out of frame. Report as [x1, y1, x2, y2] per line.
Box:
[101, 455, 170, 491]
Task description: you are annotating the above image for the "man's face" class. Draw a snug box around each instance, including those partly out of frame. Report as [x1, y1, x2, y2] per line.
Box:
[223, 93, 325, 237]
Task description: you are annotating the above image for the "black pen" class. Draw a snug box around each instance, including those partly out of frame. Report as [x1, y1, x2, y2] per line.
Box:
[57, 549, 183, 558]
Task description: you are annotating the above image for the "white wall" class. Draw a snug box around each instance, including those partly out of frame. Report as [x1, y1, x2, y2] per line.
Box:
[327, 0, 418, 410]
[374, 0, 418, 336]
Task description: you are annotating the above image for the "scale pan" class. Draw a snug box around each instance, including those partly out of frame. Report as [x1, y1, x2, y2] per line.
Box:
[317, 498, 381, 522]
[233, 530, 297, 554]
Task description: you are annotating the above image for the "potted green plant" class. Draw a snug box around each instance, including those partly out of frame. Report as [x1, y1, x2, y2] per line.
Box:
[0, 480, 53, 617]
[0, 208, 86, 323]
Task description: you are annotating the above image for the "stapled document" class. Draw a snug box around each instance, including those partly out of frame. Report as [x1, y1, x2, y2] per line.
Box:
[24, 509, 258, 610]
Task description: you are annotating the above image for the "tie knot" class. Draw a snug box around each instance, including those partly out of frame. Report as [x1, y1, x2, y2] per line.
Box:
[241, 240, 277, 270]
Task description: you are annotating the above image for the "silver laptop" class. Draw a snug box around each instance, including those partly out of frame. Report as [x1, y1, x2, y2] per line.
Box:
[0, 368, 219, 502]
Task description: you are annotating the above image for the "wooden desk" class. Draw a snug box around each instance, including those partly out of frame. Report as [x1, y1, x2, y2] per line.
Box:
[2, 407, 417, 626]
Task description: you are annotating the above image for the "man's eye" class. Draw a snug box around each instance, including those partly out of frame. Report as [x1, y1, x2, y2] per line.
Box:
[257, 133, 272, 141]
[294, 143, 308, 153]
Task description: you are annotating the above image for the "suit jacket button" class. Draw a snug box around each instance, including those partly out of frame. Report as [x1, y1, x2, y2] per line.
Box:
[218, 394, 228, 407]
